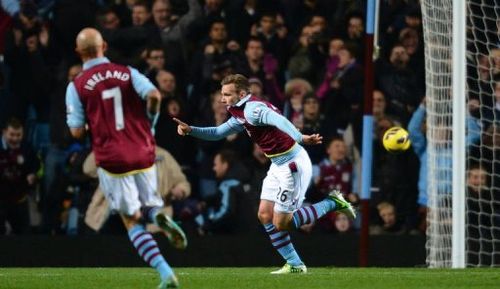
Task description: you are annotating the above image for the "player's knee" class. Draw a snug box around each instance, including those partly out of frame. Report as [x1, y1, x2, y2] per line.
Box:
[273, 221, 290, 231]
[257, 211, 272, 224]
[121, 211, 142, 228]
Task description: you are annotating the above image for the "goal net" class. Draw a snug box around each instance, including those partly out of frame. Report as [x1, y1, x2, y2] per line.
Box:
[421, 0, 500, 267]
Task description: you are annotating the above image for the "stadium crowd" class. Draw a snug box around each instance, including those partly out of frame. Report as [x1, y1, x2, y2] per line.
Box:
[0, 0, 497, 244]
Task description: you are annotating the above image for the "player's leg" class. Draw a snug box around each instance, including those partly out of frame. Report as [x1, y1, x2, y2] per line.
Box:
[122, 213, 178, 289]
[290, 190, 356, 229]
[259, 165, 304, 273]
[97, 168, 178, 288]
[135, 166, 187, 250]
[277, 149, 355, 231]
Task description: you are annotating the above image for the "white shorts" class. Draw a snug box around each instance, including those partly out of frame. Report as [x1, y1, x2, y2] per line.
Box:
[261, 148, 312, 213]
[97, 165, 164, 216]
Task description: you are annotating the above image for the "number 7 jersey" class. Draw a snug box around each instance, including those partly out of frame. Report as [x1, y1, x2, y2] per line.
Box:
[67, 58, 156, 174]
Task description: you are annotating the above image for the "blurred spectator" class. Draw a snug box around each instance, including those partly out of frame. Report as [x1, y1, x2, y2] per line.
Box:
[251, 12, 289, 69]
[225, 0, 260, 46]
[4, 5, 58, 139]
[0, 118, 40, 235]
[491, 48, 500, 77]
[288, 14, 330, 85]
[408, 98, 477, 233]
[316, 37, 344, 99]
[132, 1, 152, 27]
[98, 1, 161, 67]
[334, 212, 354, 234]
[195, 149, 244, 235]
[484, 77, 500, 128]
[466, 165, 500, 265]
[313, 137, 354, 201]
[343, 11, 364, 58]
[370, 201, 405, 235]
[407, 99, 428, 212]
[301, 93, 341, 163]
[83, 146, 191, 233]
[466, 98, 482, 148]
[282, 78, 313, 128]
[189, 0, 228, 45]
[96, 7, 127, 64]
[280, 0, 336, 38]
[233, 37, 283, 106]
[322, 43, 363, 129]
[141, 45, 166, 82]
[156, 69, 180, 99]
[51, 0, 96, 60]
[155, 96, 197, 169]
[151, 0, 201, 61]
[248, 77, 264, 98]
[288, 24, 320, 84]
[384, 4, 423, 49]
[96, 7, 121, 31]
[398, 27, 425, 88]
[376, 43, 422, 123]
[190, 19, 240, 107]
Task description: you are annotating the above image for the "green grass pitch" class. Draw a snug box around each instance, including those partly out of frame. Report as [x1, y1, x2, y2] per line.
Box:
[0, 267, 498, 289]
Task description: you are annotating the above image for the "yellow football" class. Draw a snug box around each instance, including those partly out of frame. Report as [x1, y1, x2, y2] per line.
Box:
[382, 127, 411, 153]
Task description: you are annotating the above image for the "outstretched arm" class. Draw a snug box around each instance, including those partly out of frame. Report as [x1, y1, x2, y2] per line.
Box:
[173, 117, 244, 140]
[244, 102, 322, 145]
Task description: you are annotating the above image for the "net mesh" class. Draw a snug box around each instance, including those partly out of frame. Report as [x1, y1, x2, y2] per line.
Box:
[421, 0, 500, 267]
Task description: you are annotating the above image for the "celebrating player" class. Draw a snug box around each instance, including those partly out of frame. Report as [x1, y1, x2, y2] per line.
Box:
[66, 28, 185, 288]
[174, 74, 356, 273]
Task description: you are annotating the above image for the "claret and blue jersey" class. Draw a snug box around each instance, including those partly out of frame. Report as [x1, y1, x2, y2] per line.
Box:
[66, 57, 157, 174]
[189, 94, 305, 165]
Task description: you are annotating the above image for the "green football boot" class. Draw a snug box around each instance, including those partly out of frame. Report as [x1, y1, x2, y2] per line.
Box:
[155, 212, 188, 250]
[270, 263, 308, 274]
[327, 190, 356, 219]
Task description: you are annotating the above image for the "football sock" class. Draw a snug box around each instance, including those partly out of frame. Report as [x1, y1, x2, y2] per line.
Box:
[128, 224, 173, 280]
[141, 206, 161, 224]
[292, 199, 336, 229]
[263, 223, 303, 266]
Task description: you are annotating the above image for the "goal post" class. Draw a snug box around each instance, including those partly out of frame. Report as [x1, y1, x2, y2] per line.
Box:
[451, 0, 466, 269]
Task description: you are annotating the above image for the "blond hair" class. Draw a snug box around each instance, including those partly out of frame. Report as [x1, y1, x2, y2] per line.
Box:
[221, 74, 250, 93]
